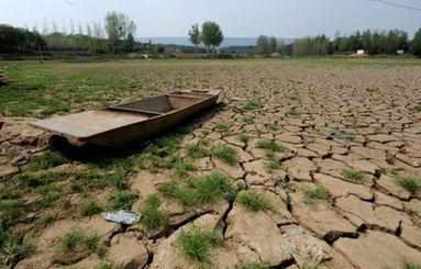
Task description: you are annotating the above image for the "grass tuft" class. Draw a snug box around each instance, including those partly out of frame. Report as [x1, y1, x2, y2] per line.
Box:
[80, 200, 103, 217]
[256, 139, 285, 153]
[177, 227, 223, 263]
[242, 100, 262, 111]
[27, 151, 68, 171]
[304, 185, 330, 204]
[396, 176, 420, 194]
[215, 123, 230, 133]
[159, 172, 234, 206]
[405, 263, 421, 269]
[342, 169, 365, 182]
[108, 191, 138, 210]
[186, 143, 209, 159]
[238, 134, 250, 144]
[140, 194, 168, 232]
[237, 191, 272, 212]
[211, 144, 239, 166]
[58, 229, 101, 257]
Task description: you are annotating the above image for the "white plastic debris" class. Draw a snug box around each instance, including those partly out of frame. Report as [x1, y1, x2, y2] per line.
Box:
[101, 210, 141, 225]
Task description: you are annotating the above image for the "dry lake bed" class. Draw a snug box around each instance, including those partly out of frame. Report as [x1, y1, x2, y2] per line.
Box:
[1, 58, 421, 269]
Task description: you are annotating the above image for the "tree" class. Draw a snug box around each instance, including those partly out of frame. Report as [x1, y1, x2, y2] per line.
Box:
[269, 37, 278, 54]
[256, 35, 270, 55]
[105, 11, 136, 53]
[188, 23, 201, 49]
[124, 33, 135, 52]
[200, 21, 223, 53]
[412, 28, 421, 57]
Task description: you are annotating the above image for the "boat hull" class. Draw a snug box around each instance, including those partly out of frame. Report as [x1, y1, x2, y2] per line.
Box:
[82, 93, 218, 147]
[32, 90, 221, 148]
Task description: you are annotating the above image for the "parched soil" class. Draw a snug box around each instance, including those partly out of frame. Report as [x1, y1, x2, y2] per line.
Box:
[1, 59, 421, 269]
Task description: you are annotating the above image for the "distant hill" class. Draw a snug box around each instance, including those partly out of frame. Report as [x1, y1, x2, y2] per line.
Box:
[139, 37, 294, 48]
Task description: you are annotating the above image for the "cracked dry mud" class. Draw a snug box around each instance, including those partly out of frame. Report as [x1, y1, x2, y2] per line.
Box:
[2, 61, 421, 269]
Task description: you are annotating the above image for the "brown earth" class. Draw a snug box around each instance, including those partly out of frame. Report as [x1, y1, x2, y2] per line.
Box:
[2, 60, 421, 269]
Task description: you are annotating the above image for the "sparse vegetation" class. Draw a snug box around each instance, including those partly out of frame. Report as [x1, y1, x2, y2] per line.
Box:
[27, 151, 68, 171]
[58, 229, 101, 257]
[211, 144, 239, 166]
[265, 159, 282, 171]
[159, 171, 234, 206]
[405, 263, 421, 269]
[215, 123, 230, 133]
[238, 134, 250, 144]
[396, 176, 421, 194]
[242, 100, 262, 111]
[342, 169, 365, 183]
[80, 199, 103, 217]
[237, 191, 272, 212]
[177, 227, 223, 263]
[304, 185, 330, 204]
[108, 191, 138, 210]
[186, 143, 209, 159]
[0, 231, 33, 266]
[140, 194, 168, 232]
[256, 139, 285, 154]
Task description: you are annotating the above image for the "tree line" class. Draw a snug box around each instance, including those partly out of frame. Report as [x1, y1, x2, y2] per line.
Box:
[0, 11, 138, 55]
[256, 28, 421, 57]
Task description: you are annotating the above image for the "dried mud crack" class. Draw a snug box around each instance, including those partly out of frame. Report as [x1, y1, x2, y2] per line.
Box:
[1, 59, 421, 269]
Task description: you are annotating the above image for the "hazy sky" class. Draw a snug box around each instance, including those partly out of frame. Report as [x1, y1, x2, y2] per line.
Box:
[0, 0, 420, 38]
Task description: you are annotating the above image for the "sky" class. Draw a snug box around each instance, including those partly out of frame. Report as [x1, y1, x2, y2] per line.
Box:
[0, 0, 420, 38]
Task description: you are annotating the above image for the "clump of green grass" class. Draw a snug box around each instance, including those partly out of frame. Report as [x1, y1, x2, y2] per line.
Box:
[237, 191, 272, 212]
[27, 151, 68, 171]
[242, 100, 262, 111]
[265, 159, 282, 172]
[140, 194, 168, 232]
[242, 116, 255, 124]
[304, 185, 330, 204]
[396, 176, 421, 194]
[72, 170, 126, 191]
[0, 199, 25, 226]
[342, 169, 365, 182]
[238, 134, 250, 144]
[0, 235, 34, 266]
[172, 157, 196, 178]
[15, 171, 64, 189]
[80, 200, 103, 217]
[108, 191, 138, 210]
[256, 139, 285, 154]
[96, 262, 114, 269]
[414, 105, 421, 113]
[159, 172, 234, 206]
[405, 263, 421, 269]
[177, 227, 223, 263]
[211, 144, 239, 166]
[58, 229, 101, 259]
[186, 143, 209, 159]
[215, 123, 230, 133]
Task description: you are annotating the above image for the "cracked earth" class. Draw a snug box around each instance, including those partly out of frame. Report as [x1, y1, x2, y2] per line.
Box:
[1, 60, 421, 269]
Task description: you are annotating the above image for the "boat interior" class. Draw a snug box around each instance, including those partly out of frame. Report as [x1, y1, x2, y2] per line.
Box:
[108, 92, 208, 116]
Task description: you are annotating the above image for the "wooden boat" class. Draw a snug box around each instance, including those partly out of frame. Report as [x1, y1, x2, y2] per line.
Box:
[32, 89, 222, 148]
